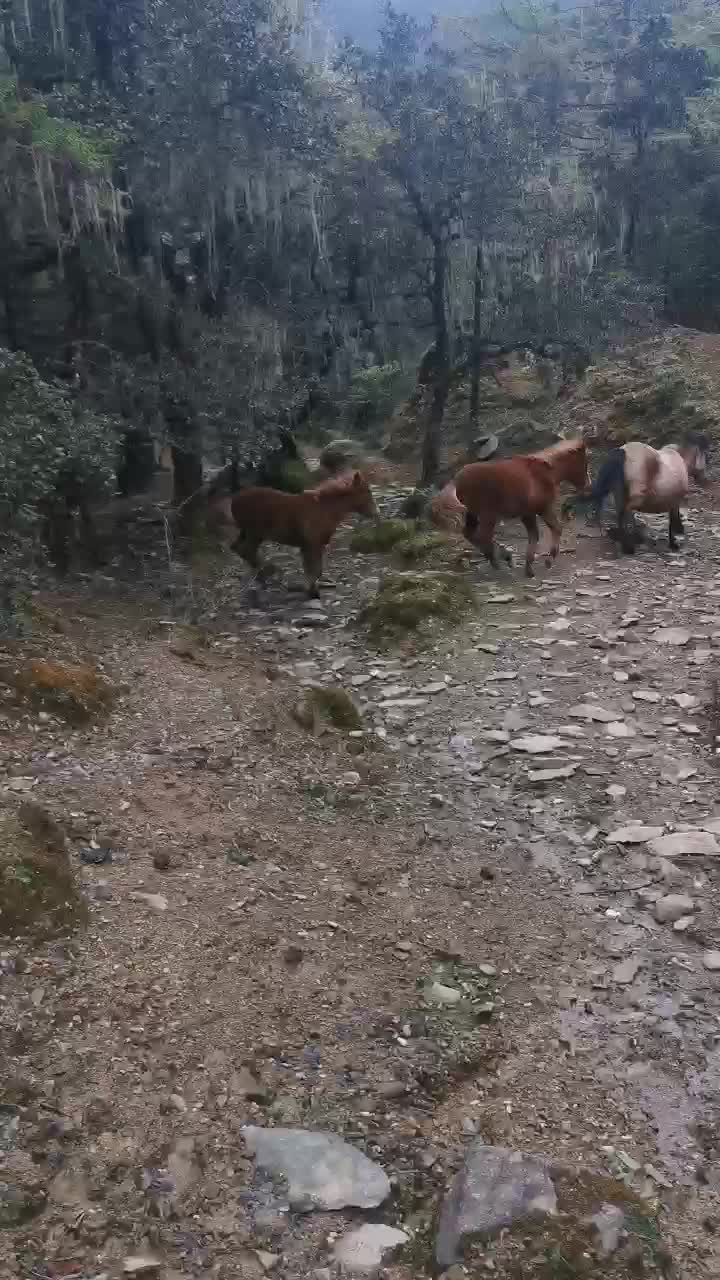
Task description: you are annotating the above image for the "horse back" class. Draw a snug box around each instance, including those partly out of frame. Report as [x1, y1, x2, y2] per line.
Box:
[623, 442, 688, 507]
[456, 456, 555, 514]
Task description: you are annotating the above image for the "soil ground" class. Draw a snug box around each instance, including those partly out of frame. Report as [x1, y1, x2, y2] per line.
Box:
[2, 475, 720, 1280]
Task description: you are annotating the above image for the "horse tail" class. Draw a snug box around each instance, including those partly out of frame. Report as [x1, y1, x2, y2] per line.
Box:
[587, 448, 625, 517]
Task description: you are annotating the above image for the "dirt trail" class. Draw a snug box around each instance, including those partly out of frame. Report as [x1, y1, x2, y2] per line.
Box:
[2, 488, 720, 1280]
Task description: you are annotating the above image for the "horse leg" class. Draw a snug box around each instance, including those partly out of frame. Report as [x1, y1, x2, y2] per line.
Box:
[668, 508, 684, 551]
[521, 516, 540, 578]
[231, 534, 270, 584]
[465, 510, 504, 569]
[540, 502, 563, 569]
[301, 544, 323, 598]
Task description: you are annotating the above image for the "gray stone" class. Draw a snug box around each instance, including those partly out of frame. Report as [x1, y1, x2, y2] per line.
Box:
[333, 1224, 409, 1274]
[510, 734, 567, 755]
[436, 1143, 557, 1267]
[652, 627, 691, 646]
[590, 1203, 625, 1257]
[569, 703, 621, 723]
[427, 980, 462, 1006]
[702, 950, 720, 972]
[648, 832, 720, 859]
[243, 1126, 390, 1212]
[654, 894, 695, 924]
[527, 765, 576, 782]
[612, 956, 644, 985]
[606, 825, 664, 845]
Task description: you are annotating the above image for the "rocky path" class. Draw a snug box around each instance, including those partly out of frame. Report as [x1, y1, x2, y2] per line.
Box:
[2, 490, 720, 1280]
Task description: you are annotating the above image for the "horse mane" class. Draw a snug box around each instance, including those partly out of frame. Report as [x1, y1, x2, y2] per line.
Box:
[310, 470, 366, 498]
[533, 437, 585, 460]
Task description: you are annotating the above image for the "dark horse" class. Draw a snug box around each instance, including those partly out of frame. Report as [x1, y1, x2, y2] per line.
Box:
[588, 435, 709, 554]
[210, 471, 377, 598]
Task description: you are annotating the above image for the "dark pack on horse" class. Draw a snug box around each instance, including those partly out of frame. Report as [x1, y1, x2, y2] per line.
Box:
[219, 471, 377, 598]
[453, 438, 590, 578]
[588, 434, 710, 553]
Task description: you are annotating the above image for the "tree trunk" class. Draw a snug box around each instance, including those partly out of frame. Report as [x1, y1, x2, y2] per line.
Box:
[420, 234, 450, 487]
[165, 397, 203, 536]
[468, 242, 484, 442]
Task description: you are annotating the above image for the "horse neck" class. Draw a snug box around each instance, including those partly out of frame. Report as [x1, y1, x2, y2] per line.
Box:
[313, 488, 363, 522]
[549, 449, 583, 484]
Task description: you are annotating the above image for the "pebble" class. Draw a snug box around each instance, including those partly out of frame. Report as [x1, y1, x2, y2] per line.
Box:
[528, 765, 576, 782]
[132, 892, 168, 912]
[605, 721, 635, 738]
[510, 734, 568, 754]
[427, 981, 462, 1006]
[612, 956, 644, 985]
[652, 627, 691, 646]
[333, 1224, 409, 1274]
[654, 894, 695, 924]
[569, 704, 620, 723]
[606, 825, 664, 845]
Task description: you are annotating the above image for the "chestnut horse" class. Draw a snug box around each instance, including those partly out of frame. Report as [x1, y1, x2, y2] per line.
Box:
[225, 470, 377, 597]
[448, 438, 590, 578]
[589, 435, 710, 554]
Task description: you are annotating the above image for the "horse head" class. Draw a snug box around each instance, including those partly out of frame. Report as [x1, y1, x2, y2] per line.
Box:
[684, 432, 711, 484]
[350, 470, 378, 519]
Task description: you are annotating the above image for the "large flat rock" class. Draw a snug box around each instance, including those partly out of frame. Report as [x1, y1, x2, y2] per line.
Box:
[243, 1126, 390, 1212]
[436, 1143, 557, 1267]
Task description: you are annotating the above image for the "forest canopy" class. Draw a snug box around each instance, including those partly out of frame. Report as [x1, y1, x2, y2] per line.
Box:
[1, 0, 719, 509]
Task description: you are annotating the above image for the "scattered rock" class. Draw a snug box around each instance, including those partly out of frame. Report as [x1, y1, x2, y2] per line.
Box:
[333, 1224, 409, 1274]
[632, 689, 662, 703]
[510, 734, 568, 754]
[606, 825, 664, 845]
[702, 951, 720, 972]
[132, 892, 168, 912]
[243, 1126, 390, 1211]
[652, 627, 691, 646]
[569, 704, 620, 723]
[152, 851, 171, 871]
[123, 1257, 163, 1276]
[654, 894, 695, 924]
[612, 956, 644, 985]
[427, 980, 462, 1006]
[605, 721, 635, 738]
[527, 765, 576, 782]
[79, 843, 112, 865]
[648, 832, 720, 859]
[660, 758, 698, 784]
[436, 1143, 557, 1267]
[590, 1203, 625, 1257]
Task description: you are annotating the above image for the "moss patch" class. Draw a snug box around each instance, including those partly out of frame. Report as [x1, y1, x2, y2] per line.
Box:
[351, 518, 416, 553]
[360, 571, 475, 642]
[292, 684, 363, 734]
[0, 803, 87, 940]
[3, 657, 114, 723]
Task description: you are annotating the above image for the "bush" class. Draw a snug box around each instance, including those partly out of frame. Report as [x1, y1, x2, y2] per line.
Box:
[348, 362, 416, 435]
[3, 658, 115, 723]
[292, 685, 363, 733]
[0, 348, 119, 529]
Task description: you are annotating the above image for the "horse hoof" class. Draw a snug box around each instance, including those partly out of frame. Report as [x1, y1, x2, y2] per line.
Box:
[525, 563, 535, 579]
[502, 549, 513, 566]
[544, 556, 554, 569]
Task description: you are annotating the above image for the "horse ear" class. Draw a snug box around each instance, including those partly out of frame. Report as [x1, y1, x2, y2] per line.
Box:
[352, 470, 362, 487]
